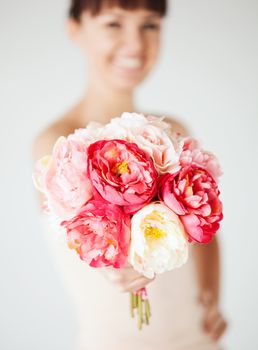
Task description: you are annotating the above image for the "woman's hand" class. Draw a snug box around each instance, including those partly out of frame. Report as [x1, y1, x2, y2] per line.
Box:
[198, 290, 228, 341]
[99, 262, 156, 293]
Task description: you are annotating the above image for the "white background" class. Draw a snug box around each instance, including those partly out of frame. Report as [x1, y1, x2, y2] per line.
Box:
[1, 0, 257, 349]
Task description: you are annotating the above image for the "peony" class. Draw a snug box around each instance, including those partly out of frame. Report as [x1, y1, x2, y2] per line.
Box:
[100, 112, 172, 139]
[180, 137, 222, 180]
[71, 121, 105, 146]
[129, 202, 188, 279]
[134, 127, 182, 174]
[87, 139, 158, 214]
[33, 155, 52, 193]
[61, 200, 131, 268]
[33, 136, 93, 219]
[100, 112, 182, 174]
[158, 166, 223, 243]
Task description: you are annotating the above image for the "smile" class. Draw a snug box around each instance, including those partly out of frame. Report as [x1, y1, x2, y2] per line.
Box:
[114, 57, 143, 70]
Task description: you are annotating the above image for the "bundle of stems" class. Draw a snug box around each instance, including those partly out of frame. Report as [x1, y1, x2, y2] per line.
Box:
[130, 287, 151, 330]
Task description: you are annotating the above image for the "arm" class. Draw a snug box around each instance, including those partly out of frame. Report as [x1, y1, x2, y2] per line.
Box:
[164, 116, 220, 302]
[192, 235, 228, 341]
[164, 116, 227, 340]
[191, 235, 220, 304]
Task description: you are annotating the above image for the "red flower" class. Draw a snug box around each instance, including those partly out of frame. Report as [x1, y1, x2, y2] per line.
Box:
[87, 139, 158, 214]
[61, 200, 131, 268]
[158, 166, 223, 243]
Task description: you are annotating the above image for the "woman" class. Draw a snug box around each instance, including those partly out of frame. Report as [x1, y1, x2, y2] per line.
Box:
[32, 0, 228, 349]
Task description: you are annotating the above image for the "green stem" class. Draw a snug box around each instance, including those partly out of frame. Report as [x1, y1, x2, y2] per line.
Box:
[144, 299, 149, 324]
[138, 294, 142, 330]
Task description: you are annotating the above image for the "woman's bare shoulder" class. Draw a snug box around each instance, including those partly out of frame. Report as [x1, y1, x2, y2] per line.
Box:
[32, 111, 77, 162]
[146, 111, 190, 137]
[163, 116, 190, 137]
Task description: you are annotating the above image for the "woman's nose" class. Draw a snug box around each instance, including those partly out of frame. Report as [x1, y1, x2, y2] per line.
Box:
[120, 28, 144, 56]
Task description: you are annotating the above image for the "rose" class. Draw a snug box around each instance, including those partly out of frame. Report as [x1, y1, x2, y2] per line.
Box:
[158, 166, 223, 243]
[180, 137, 222, 180]
[87, 139, 158, 214]
[129, 202, 188, 279]
[33, 136, 93, 219]
[61, 200, 131, 268]
[100, 113, 182, 174]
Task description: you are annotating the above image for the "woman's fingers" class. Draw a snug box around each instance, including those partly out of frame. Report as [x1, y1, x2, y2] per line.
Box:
[210, 313, 228, 341]
[126, 275, 155, 293]
[203, 304, 218, 331]
[99, 263, 156, 293]
[123, 261, 133, 268]
[202, 305, 228, 341]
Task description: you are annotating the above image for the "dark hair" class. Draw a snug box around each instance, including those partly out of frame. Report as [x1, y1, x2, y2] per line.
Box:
[69, 0, 167, 22]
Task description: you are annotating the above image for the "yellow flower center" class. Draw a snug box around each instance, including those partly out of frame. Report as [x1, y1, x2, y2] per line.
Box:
[112, 161, 129, 175]
[141, 210, 167, 241]
[68, 239, 81, 254]
[144, 225, 167, 240]
[106, 238, 117, 247]
[185, 186, 193, 196]
[41, 155, 51, 167]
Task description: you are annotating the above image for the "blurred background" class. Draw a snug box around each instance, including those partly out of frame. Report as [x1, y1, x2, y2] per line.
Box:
[1, 0, 257, 349]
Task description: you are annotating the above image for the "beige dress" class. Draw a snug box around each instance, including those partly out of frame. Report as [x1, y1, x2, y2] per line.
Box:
[39, 214, 223, 350]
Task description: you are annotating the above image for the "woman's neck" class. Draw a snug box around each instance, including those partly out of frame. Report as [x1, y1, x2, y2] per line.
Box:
[76, 81, 136, 126]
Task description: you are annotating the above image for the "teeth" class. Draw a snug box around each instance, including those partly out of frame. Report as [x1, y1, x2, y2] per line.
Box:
[115, 58, 142, 69]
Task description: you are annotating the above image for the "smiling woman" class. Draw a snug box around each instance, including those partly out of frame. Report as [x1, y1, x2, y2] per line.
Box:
[66, 0, 165, 92]
[32, 0, 227, 349]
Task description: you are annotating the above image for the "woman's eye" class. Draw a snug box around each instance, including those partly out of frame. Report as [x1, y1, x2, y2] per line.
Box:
[106, 22, 121, 28]
[142, 23, 160, 31]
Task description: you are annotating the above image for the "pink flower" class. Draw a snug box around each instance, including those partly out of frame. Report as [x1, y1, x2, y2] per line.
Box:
[158, 166, 223, 243]
[61, 200, 131, 268]
[35, 136, 93, 219]
[131, 122, 182, 175]
[87, 139, 158, 214]
[180, 137, 222, 180]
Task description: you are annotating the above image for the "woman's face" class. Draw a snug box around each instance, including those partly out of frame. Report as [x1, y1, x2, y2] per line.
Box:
[68, 6, 163, 91]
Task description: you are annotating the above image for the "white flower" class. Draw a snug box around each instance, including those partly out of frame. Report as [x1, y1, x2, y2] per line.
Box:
[129, 202, 188, 279]
[70, 122, 105, 146]
[99, 112, 144, 141]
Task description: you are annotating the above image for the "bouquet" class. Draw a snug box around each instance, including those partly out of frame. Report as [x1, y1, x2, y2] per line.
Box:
[33, 112, 223, 330]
